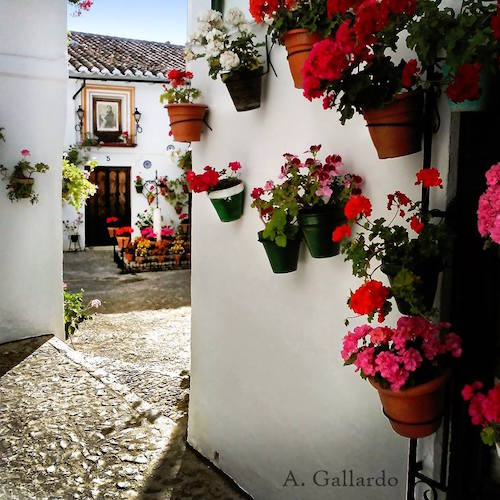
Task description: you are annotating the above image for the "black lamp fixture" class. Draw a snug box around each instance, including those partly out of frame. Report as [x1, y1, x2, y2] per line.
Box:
[75, 105, 84, 132]
[211, 0, 224, 12]
[134, 107, 143, 133]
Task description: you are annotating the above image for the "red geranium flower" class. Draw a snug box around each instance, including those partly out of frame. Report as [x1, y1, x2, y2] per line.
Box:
[332, 223, 352, 242]
[491, 14, 500, 40]
[116, 226, 133, 236]
[344, 194, 372, 221]
[251, 187, 264, 199]
[415, 168, 443, 188]
[446, 63, 482, 103]
[410, 216, 424, 234]
[349, 280, 390, 323]
[401, 59, 419, 88]
[106, 217, 118, 224]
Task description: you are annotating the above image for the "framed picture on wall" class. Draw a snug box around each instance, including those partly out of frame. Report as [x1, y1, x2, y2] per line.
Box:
[92, 97, 122, 143]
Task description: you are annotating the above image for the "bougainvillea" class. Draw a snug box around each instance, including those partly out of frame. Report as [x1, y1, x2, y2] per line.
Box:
[342, 316, 461, 391]
[477, 162, 500, 246]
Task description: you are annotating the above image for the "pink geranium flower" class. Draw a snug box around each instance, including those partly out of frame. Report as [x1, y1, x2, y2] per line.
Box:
[21, 149, 30, 157]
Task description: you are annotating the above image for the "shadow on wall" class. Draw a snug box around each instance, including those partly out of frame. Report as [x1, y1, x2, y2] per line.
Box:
[0, 335, 52, 377]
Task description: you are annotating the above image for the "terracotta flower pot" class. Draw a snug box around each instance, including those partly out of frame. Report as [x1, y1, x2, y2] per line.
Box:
[173, 254, 182, 265]
[166, 103, 207, 143]
[160, 186, 168, 196]
[136, 256, 144, 265]
[370, 370, 450, 439]
[282, 29, 322, 89]
[157, 255, 166, 263]
[116, 236, 130, 250]
[180, 223, 190, 233]
[107, 227, 117, 238]
[124, 252, 134, 262]
[362, 91, 423, 159]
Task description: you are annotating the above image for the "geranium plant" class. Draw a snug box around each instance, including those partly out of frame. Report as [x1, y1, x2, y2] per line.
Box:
[477, 162, 500, 247]
[116, 226, 133, 237]
[342, 316, 462, 391]
[335, 168, 452, 321]
[159, 70, 201, 105]
[63, 284, 100, 338]
[0, 149, 49, 204]
[135, 209, 155, 231]
[462, 381, 500, 448]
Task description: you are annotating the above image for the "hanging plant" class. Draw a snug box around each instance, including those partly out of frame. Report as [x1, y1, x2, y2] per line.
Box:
[334, 168, 452, 322]
[62, 146, 97, 209]
[477, 162, 500, 248]
[170, 147, 192, 172]
[186, 8, 264, 111]
[342, 316, 462, 438]
[160, 70, 206, 142]
[187, 161, 244, 222]
[134, 175, 144, 193]
[0, 149, 49, 204]
[160, 174, 189, 210]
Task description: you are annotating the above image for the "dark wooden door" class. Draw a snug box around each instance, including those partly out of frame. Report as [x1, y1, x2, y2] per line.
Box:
[85, 167, 131, 246]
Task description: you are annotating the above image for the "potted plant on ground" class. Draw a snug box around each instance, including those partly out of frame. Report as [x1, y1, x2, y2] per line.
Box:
[249, 0, 337, 88]
[0, 149, 49, 204]
[186, 8, 264, 111]
[170, 237, 185, 265]
[106, 216, 119, 238]
[462, 381, 500, 457]
[160, 69, 206, 142]
[334, 168, 452, 321]
[187, 161, 245, 222]
[63, 212, 84, 244]
[302, 1, 425, 159]
[273, 145, 363, 258]
[477, 162, 500, 248]
[135, 237, 152, 265]
[134, 175, 144, 194]
[342, 316, 462, 438]
[141, 227, 157, 242]
[179, 213, 190, 233]
[116, 226, 133, 250]
[153, 240, 169, 263]
[123, 241, 135, 263]
[161, 225, 175, 242]
[135, 209, 155, 232]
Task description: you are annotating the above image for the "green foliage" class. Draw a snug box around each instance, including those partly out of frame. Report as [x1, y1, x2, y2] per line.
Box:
[480, 425, 500, 446]
[135, 209, 155, 230]
[160, 173, 189, 209]
[159, 86, 201, 105]
[64, 288, 98, 338]
[62, 147, 97, 209]
[2, 156, 49, 204]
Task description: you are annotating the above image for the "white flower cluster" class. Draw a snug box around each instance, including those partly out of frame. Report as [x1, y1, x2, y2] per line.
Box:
[220, 51, 240, 71]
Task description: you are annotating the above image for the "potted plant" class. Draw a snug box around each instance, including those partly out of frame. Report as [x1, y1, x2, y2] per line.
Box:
[63, 212, 84, 243]
[134, 175, 144, 194]
[186, 8, 264, 112]
[477, 162, 500, 248]
[342, 316, 462, 438]
[135, 209, 155, 232]
[0, 149, 49, 204]
[123, 241, 135, 263]
[302, 1, 425, 159]
[141, 227, 157, 241]
[249, 0, 337, 89]
[334, 168, 452, 320]
[187, 161, 244, 222]
[170, 237, 185, 265]
[160, 69, 206, 142]
[161, 225, 175, 242]
[106, 216, 119, 238]
[135, 237, 152, 265]
[158, 176, 169, 196]
[179, 213, 190, 233]
[115, 226, 133, 249]
[462, 381, 500, 457]
[272, 145, 363, 258]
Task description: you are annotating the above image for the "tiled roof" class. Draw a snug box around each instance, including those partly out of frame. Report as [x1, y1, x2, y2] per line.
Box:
[68, 31, 185, 81]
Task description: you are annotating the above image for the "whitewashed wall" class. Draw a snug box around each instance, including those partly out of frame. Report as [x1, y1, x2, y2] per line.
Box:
[187, 1, 451, 499]
[0, 0, 66, 343]
[64, 79, 188, 249]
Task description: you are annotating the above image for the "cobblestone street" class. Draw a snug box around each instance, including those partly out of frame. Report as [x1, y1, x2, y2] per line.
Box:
[0, 250, 248, 499]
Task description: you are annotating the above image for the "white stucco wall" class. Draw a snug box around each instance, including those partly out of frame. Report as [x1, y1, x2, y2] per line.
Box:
[64, 79, 188, 249]
[0, 0, 66, 343]
[187, 1, 451, 499]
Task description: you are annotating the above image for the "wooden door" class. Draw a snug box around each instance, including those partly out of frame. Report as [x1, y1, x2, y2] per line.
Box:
[85, 167, 131, 246]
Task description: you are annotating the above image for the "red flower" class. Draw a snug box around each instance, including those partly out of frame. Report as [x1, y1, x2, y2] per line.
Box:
[349, 280, 390, 322]
[344, 195, 372, 221]
[410, 216, 424, 234]
[228, 161, 241, 172]
[332, 223, 352, 242]
[491, 14, 500, 40]
[415, 168, 443, 188]
[446, 63, 482, 103]
[251, 187, 264, 199]
[116, 226, 133, 236]
[106, 217, 118, 224]
[402, 59, 419, 88]
[387, 191, 412, 210]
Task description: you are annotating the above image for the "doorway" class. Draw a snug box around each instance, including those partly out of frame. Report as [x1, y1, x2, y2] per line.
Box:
[85, 166, 131, 246]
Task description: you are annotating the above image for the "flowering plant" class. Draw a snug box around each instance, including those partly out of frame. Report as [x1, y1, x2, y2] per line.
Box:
[185, 8, 263, 81]
[249, 0, 336, 42]
[116, 226, 133, 237]
[170, 237, 186, 255]
[135, 209, 155, 230]
[160, 174, 189, 209]
[135, 175, 144, 187]
[342, 316, 462, 392]
[335, 168, 452, 321]
[63, 284, 100, 338]
[477, 162, 500, 247]
[106, 216, 118, 225]
[62, 146, 97, 209]
[68, 0, 93, 16]
[186, 161, 242, 193]
[462, 381, 500, 446]
[63, 212, 84, 234]
[0, 149, 49, 204]
[161, 225, 175, 239]
[135, 238, 152, 257]
[170, 148, 192, 172]
[141, 227, 157, 240]
[302, 0, 422, 123]
[160, 69, 201, 105]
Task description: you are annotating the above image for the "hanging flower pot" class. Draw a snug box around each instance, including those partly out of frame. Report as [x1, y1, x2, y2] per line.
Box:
[297, 206, 345, 258]
[135, 184, 143, 194]
[370, 370, 450, 439]
[282, 29, 322, 89]
[208, 182, 245, 222]
[160, 186, 168, 196]
[116, 236, 130, 250]
[12, 177, 34, 199]
[166, 103, 208, 143]
[258, 231, 301, 274]
[70, 234, 79, 243]
[223, 68, 263, 112]
[380, 259, 442, 315]
[362, 91, 423, 159]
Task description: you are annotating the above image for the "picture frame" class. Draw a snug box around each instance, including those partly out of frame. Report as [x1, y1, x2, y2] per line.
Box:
[92, 97, 122, 143]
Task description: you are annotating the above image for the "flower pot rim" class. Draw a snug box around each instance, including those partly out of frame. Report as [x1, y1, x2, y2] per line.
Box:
[369, 369, 451, 397]
[12, 177, 34, 184]
[208, 181, 244, 199]
[223, 67, 264, 83]
[166, 102, 208, 109]
[257, 230, 301, 244]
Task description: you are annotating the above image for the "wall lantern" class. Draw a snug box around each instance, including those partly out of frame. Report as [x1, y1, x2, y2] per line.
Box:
[211, 0, 224, 12]
[134, 107, 143, 133]
[75, 105, 84, 131]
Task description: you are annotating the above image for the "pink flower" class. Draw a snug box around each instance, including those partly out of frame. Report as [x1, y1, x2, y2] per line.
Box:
[442, 332, 462, 358]
[400, 348, 422, 372]
[21, 149, 30, 157]
[341, 325, 372, 361]
[354, 347, 377, 376]
[229, 161, 241, 172]
[485, 163, 500, 187]
[483, 385, 500, 423]
[316, 185, 333, 198]
[369, 326, 392, 344]
[468, 393, 487, 426]
[462, 381, 484, 401]
[264, 180, 274, 191]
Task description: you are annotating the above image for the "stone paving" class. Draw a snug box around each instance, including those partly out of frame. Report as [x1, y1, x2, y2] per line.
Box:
[0, 250, 248, 499]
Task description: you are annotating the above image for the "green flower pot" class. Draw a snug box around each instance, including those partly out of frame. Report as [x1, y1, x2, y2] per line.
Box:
[298, 206, 345, 258]
[258, 231, 301, 274]
[381, 260, 442, 315]
[208, 182, 245, 222]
